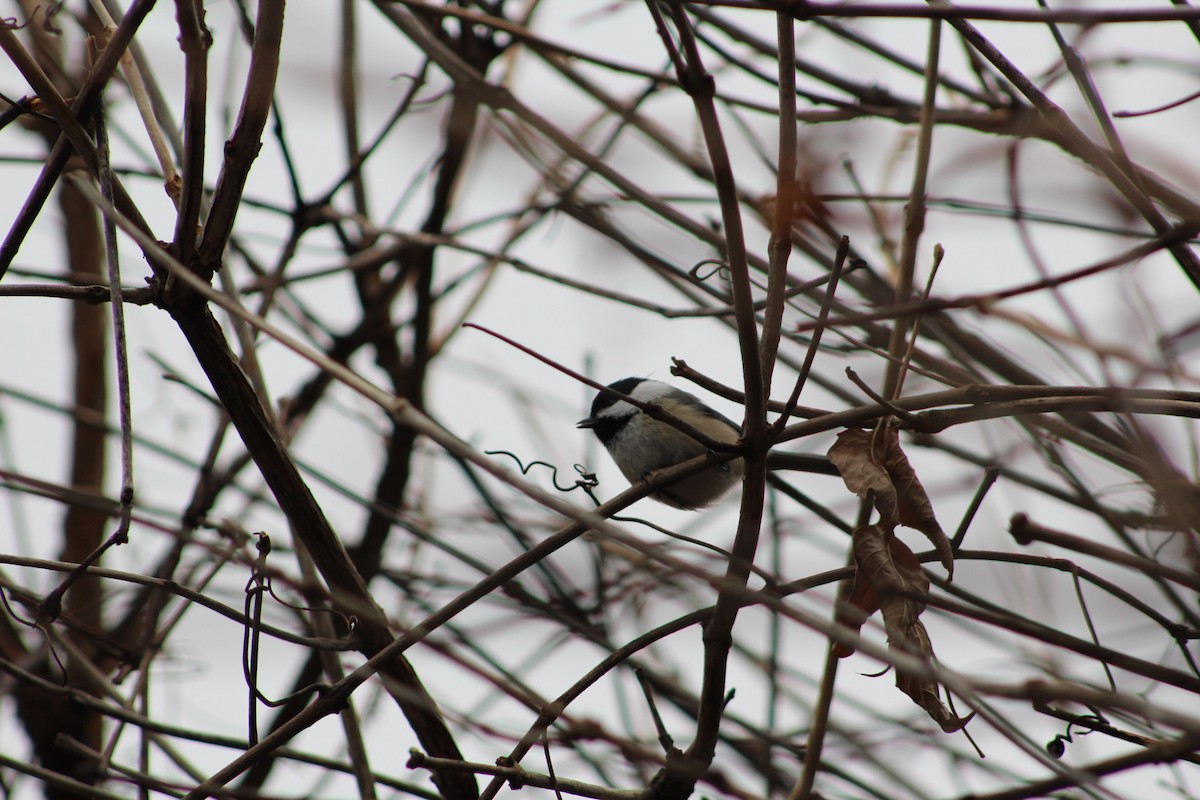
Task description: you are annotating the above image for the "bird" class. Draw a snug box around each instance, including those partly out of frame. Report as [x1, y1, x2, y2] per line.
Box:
[577, 377, 838, 509]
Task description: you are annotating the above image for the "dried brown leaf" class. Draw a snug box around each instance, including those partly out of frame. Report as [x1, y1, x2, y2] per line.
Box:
[833, 525, 923, 658]
[891, 626, 974, 733]
[833, 526, 972, 732]
[854, 526, 928, 640]
[829, 429, 900, 526]
[828, 428, 953, 577]
[832, 550, 878, 659]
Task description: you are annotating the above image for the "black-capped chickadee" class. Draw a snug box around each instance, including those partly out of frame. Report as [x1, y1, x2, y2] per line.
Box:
[577, 377, 838, 509]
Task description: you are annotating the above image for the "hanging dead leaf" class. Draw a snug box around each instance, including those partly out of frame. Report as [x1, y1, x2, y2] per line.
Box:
[830, 525, 972, 732]
[828, 427, 953, 577]
[891, 623, 974, 733]
[832, 556, 878, 659]
[834, 525, 924, 658]
[856, 524, 928, 624]
[828, 429, 900, 524]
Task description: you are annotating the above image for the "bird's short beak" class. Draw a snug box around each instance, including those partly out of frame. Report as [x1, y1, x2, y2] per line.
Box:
[577, 417, 600, 429]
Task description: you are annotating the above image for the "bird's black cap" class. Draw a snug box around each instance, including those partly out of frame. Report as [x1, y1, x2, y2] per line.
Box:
[577, 378, 644, 440]
[586, 377, 643, 419]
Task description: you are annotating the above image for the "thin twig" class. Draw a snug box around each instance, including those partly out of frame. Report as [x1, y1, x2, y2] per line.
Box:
[882, 15, 940, 401]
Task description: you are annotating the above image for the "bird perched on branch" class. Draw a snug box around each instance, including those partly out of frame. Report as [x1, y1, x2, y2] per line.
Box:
[578, 377, 838, 509]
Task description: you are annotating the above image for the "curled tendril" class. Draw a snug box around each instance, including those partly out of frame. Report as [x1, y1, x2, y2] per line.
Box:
[0, 585, 34, 629]
[486, 450, 599, 494]
[1046, 714, 1106, 758]
[4, 583, 70, 685]
[243, 532, 350, 628]
[265, 580, 351, 628]
[242, 532, 347, 717]
[41, 1, 65, 34]
[689, 259, 729, 283]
